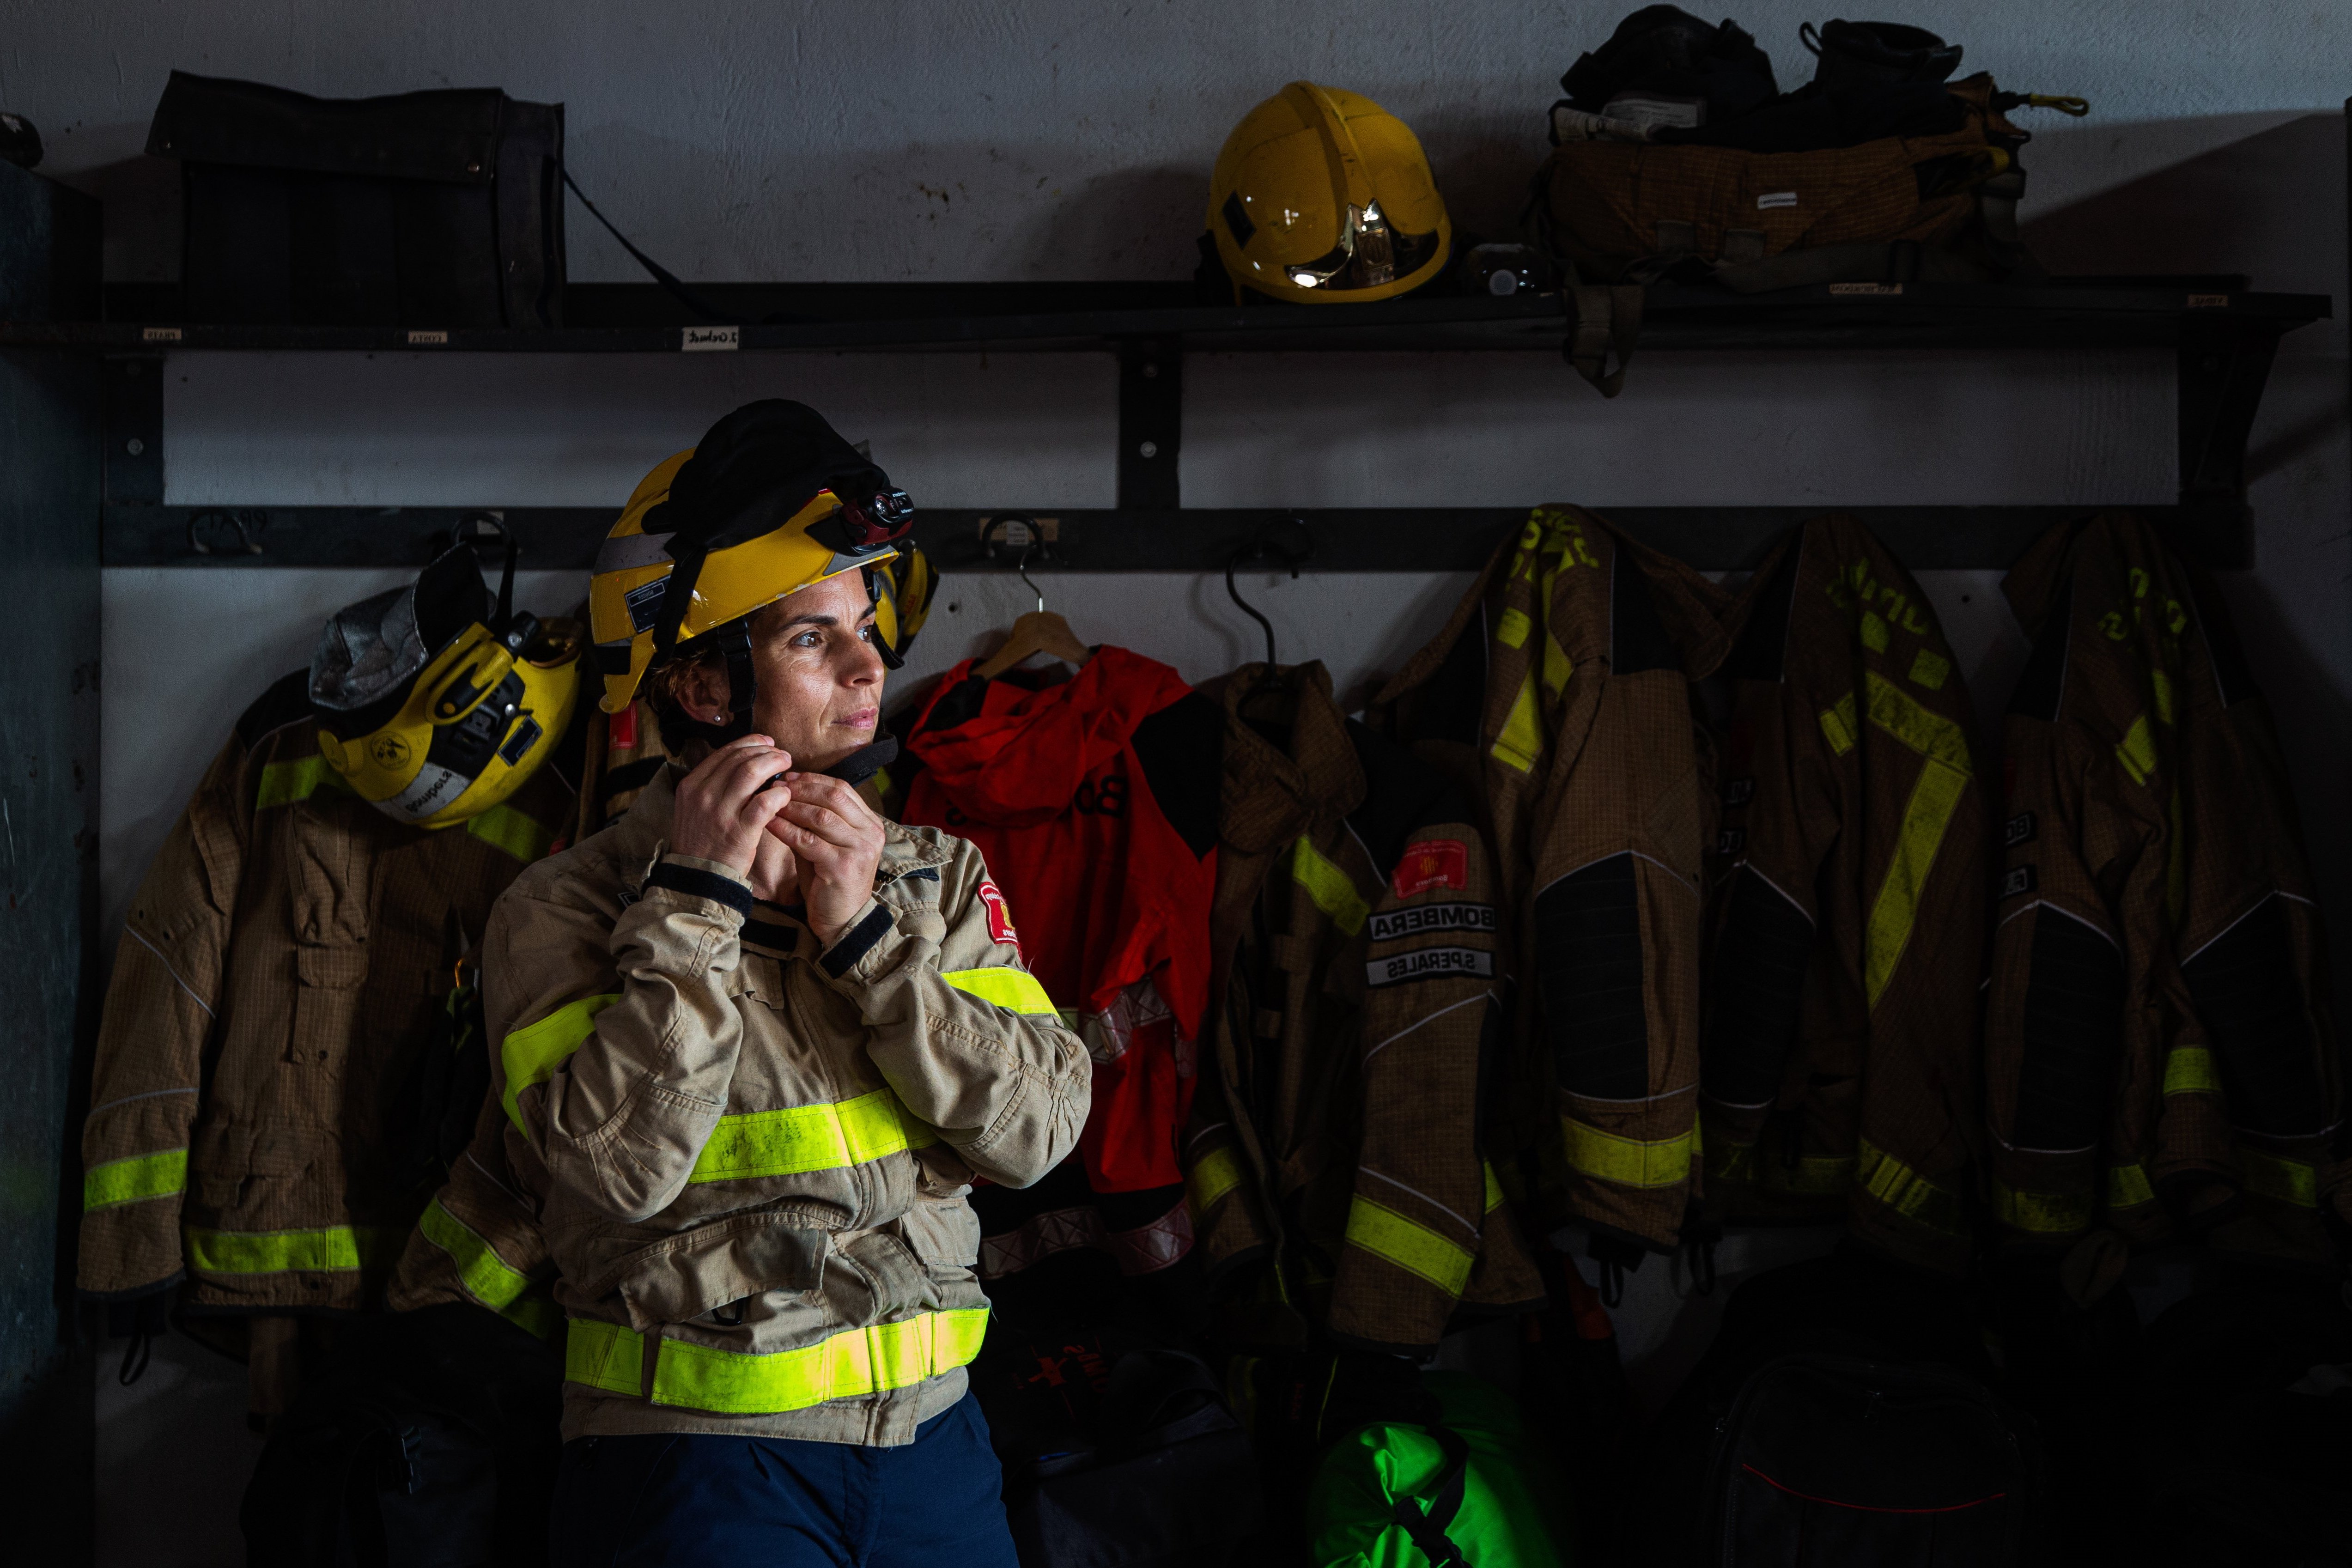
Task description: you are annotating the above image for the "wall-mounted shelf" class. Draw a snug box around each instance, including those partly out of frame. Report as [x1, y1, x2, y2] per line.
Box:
[15, 277, 2328, 571]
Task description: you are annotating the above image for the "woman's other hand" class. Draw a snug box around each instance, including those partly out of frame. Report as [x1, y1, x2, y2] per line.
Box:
[770, 772, 887, 948]
[669, 734, 794, 881]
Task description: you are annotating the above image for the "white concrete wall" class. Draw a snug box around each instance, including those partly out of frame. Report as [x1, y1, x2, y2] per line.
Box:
[5, 2, 2345, 1560]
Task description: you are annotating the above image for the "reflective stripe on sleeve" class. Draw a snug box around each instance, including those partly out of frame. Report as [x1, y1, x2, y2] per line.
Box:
[184, 1224, 405, 1275]
[2163, 1046, 2219, 1096]
[1855, 1138, 1963, 1235]
[500, 992, 622, 1131]
[1991, 1182, 2093, 1234]
[1186, 1146, 1244, 1215]
[1483, 1161, 1505, 1213]
[1562, 1118, 1694, 1190]
[418, 1196, 531, 1309]
[1344, 1196, 1474, 1296]
[1291, 837, 1369, 937]
[939, 967, 1057, 1016]
[2243, 1149, 2317, 1207]
[688, 1088, 934, 1184]
[565, 1307, 991, 1415]
[83, 1148, 188, 1211]
[2108, 1162, 2156, 1209]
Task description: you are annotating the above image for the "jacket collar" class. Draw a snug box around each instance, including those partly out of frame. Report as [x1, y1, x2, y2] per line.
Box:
[1205, 661, 1364, 857]
[616, 760, 949, 882]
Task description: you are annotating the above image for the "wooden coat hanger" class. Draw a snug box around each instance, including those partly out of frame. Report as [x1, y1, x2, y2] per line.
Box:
[975, 543, 1092, 679]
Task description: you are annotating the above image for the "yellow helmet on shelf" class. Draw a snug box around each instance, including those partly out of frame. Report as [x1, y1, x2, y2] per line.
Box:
[588, 401, 915, 737]
[310, 537, 582, 829]
[1206, 81, 1452, 304]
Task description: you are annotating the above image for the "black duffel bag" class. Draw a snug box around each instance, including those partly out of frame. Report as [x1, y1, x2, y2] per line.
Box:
[147, 70, 565, 328]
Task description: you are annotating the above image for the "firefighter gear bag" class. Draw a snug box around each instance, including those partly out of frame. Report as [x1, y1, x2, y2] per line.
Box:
[1306, 1372, 1574, 1568]
[146, 70, 565, 327]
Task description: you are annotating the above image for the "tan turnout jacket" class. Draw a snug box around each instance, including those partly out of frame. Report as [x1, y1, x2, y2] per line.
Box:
[486, 766, 1089, 1443]
[1987, 513, 2344, 1265]
[1704, 517, 1990, 1274]
[1374, 507, 1729, 1258]
[78, 672, 570, 1309]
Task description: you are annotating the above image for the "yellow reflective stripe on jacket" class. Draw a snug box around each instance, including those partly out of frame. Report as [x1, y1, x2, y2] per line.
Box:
[1291, 837, 1369, 938]
[500, 992, 622, 1131]
[1344, 1197, 1474, 1296]
[1491, 667, 1544, 774]
[2243, 1149, 2317, 1207]
[1852, 671, 1972, 1009]
[500, 1292, 565, 1342]
[1187, 1145, 1244, 1215]
[2108, 1162, 2156, 1209]
[1854, 1138, 1963, 1235]
[83, 1148, 188, 1211]
[565, 1308, 991, 1414]
[2115, 714, 2159, 786]
[939, 967, 1056, 1016]
[184, 1224, 404, 1275]
[688, 1088, 933, 1184]
[1483, 1162, 1505, 1214]
[465, 802, 558, 863]
[256, 755, 352, 811]
[1991, 1182, 2092, 1234]
[418, 1197, 530, 1309]
[1704, 1140, 1852, 1195]
[1818, 690, 1858, 756]
[1562, 1118, 1694, 1190]
[2164, 1046, 2220, 1096]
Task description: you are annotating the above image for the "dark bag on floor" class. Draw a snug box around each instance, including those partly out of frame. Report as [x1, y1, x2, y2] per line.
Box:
[242, 1304, 560, 1568]
[147, 70, 565, 328]
[1703, 1354, 2035, 1566]
[977, 1335, 1262, 1567]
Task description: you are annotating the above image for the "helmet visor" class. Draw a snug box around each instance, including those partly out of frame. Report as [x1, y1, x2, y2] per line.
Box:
[1280, 201, 1443, 293]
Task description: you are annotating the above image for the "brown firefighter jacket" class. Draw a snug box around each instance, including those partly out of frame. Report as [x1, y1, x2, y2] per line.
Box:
[1185, 662, 1543, 1358]
[1987, 512, 2344, 1264]
[78, 671, 573, 1311]
[486, 766, 1091, 1444]
[1372, 507, 1727, 1258]
[389, 1084, 562, 1340]
[1704, 516, 1990, 1274]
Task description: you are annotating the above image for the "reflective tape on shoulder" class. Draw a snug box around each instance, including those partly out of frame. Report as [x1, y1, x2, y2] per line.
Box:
[1490, 667, 1544, 774]
[2243, 1149, 2317, 1207]
[500, 992, 622, 1131]
[2115, 714, 2159, 786]
[1863, 671, 1971, 771]
[2163, 1046, 2219, 1096]
[1854, 1138, 1963, 1235]
[1291, 836, 1369, 937]
[418, 1196, 531, 1309]
[688, 1088, 932, 1184]
[1991, 1181, 2093, 1234]
[83, 1148, 188, 1211]
[939, 966, 1057, 1016]
[1187, 1145, 1244, 1215]
[1818, 691, 1858, 756]
[184, 1224, 404, 1275]
[566, 1308, 991, 1415]
[256, 755, 352, 811]
[465, 802, 558, 864]
[1561, 1117, 1693, 1190]
[1864, 754, 1969, 1009]
[1344, 1196, 1473, 1296]
[2108, 1162, 2156, 1209]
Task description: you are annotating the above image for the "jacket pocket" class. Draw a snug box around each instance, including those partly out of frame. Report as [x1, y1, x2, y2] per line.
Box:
[896, 1196, 980, 1268]
[607, 1213, 831, 1331]
[826, 1227, 938, 1326]
[289, 942, 370, 1068]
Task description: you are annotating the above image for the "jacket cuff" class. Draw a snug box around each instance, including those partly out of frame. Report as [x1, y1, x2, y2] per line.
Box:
[644, 854, 754, 919]
[819, 899, 899, 979]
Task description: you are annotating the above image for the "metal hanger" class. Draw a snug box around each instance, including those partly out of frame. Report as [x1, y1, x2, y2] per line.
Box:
[1224, 518, 1314, 680]
[976, 538, 1093, 678]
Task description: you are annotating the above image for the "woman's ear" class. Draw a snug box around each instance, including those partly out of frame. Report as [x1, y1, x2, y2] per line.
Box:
[673, 659, 730, 726]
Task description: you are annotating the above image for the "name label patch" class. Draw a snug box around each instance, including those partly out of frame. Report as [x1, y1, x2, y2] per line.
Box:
[1391, 839, 1469, 899]
[1366, 947, 1495, 988]
[2005, 811, 2036, 848]
[2001, 864, 2037, 899]
[1368, 902, 1495, 943]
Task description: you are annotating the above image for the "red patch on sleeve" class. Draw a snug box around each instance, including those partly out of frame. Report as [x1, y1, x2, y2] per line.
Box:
[1392, 839, 1469, 899]
[608, 705, 638, 751]
[977, 880, 1021, 951]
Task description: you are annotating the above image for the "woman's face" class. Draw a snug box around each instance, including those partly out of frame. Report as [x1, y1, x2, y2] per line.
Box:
[675, 570, 887, 772]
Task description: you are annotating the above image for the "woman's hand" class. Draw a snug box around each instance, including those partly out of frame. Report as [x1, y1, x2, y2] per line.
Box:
[669, 734, 794, 880]
[768, 772, 887, 948]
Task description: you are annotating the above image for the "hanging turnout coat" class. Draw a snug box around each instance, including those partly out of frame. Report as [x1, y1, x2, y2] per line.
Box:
[78, 670, 573, 1312]
[1184, 662, 1543, 1357]
[1371, 507, 1729, 1259]
[1986, 512, 2344, 1265]
[1704, 515, 1990, 1274]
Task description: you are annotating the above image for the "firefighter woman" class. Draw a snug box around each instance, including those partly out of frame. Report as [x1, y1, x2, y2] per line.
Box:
[492, 400, 1088, 1563]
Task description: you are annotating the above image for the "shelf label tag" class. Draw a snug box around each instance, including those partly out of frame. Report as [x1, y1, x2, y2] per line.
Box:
[1829, 282, 1902, 296]
[682, 325, 741, 352]
[407, 329, 449, 345]
[141, 326, 183, 342]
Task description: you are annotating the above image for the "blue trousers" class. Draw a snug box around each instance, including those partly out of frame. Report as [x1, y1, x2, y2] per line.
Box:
[549, 1393, 1020, 1568]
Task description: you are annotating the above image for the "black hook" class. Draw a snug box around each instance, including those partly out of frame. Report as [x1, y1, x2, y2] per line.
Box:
[448, 512, 520, 632]
[1223, 518, 1315, 672]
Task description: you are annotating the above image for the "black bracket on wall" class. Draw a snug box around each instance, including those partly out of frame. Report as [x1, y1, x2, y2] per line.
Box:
[1116, 337, 1181, 510]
